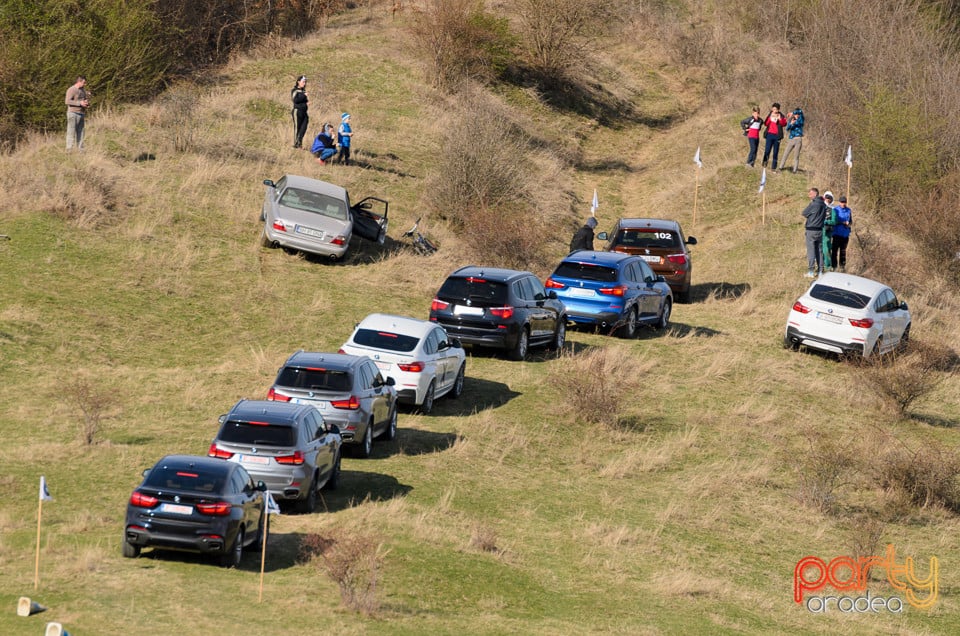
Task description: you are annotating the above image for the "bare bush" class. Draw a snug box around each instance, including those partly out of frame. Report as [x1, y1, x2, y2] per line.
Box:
[409, 0, 514, 90]
[513, 0, 608, 84]
[790, 427, 860, 513]
[877, 441, 960, 512]
[847, 514, 885, 561]
[550, 347, 644, 429]
[63, 377, 115, 445]
[469, 523, 500, 554]
[157, 88, 199, 153]
[300, 531, 386, 615]
[854, 340, 956, 416]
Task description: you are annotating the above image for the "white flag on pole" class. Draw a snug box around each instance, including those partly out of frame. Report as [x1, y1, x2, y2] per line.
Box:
[758, 168, 767, 193]
[590, 189, 599, 216]
[693, 146, 702, 168]
[265, 490, 281, 515]
[39, 476, 53, 502]
[844, 145, 853, 167]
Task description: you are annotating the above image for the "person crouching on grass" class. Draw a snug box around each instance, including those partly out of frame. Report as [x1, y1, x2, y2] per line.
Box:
[311, 123, 337, 164]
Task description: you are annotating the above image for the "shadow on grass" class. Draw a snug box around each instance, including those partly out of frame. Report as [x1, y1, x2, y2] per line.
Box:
[910, 413, 958, 428]
[689, 281, 752, 303]
[663, 323, 722, 338]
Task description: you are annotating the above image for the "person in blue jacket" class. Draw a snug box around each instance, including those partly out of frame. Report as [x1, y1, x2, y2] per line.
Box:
[830, 196, 853, 272]
[336, 113, 353, 165]
[310, 123, 337, 164]
[779, 107, 804, 173]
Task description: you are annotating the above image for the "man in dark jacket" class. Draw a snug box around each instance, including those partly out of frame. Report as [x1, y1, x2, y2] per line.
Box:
[801, 188, 828, 277]
[570, 217, 597, 252]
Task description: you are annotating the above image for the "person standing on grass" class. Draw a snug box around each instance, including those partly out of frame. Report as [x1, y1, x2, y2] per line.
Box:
[831, 196, 853, 272]
[336, 113, 353, 165]
[291, 75, 309, 148]
[65, 75, 90, 151]
[761, 103, 787, 169]
[740, 106, 763, 167]
[779, 107, 804, 173]
[311, 123, 337, 164]
[821, 191, 836, 272]
[801, 187, 827, 278]
[569, 217, 597, 252]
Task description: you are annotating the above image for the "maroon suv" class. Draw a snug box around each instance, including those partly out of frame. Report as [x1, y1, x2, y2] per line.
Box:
[598, 218, 698, 303]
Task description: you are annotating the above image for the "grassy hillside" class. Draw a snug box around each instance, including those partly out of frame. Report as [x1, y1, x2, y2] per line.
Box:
[1, 5, 959, 636]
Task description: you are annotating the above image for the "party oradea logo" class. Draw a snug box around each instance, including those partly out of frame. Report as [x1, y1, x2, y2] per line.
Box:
[794, 544, 938, 613]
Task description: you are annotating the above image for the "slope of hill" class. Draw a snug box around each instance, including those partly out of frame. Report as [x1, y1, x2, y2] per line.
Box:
[1, 5, 958, 635]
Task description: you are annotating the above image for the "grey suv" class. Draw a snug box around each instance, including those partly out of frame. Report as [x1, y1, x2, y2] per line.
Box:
[208, 400, 342, 514]
[267, 352, 398, 458]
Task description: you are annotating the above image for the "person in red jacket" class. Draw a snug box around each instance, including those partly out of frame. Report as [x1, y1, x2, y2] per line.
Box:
[761, 103, 787, 169]
[740, 106, 763, 167]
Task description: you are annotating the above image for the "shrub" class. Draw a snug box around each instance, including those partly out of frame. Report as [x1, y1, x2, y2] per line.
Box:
[877, 441, 960, 512]
[550, 347, 645, 429]
[513, 0, 608, 84]
[299, 531, 386, 615]
[63, 376, 115, 445]
[854, 340, 956, 416]
[790, 427, 860, 513]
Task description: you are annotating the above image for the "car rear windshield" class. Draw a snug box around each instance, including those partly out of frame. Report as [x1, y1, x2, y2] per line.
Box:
[553, 262, 618, 282]
[275, 366, 352, 392]
[279, 187, 348, 221]
[615, 229, 680, 249]
[218, 421, 297, 446]
[810, 284, 871, 309]
[144, 466, 226, 493]
[437, 277, 508, 305]
[353, 328, 419, 352]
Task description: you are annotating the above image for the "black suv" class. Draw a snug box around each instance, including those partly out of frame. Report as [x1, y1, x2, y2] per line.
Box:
[429, 266, 566, 360]
[208, 400, 342, 513]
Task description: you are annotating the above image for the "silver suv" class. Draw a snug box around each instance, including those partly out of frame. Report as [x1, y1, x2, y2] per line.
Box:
[267, 351, 398, 458]
[208, 400, 341, 514]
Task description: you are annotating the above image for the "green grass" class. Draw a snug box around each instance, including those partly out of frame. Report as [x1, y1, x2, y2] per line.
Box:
[1, 6, 959, 636]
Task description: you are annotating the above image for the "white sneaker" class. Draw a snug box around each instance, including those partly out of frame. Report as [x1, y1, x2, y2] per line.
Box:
[805, 271, 816, 278]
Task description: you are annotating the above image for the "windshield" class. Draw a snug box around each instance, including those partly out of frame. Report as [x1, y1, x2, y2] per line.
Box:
[275, 366, 352, 392]
[437, 277, 508, 305]
[217, 422, 297, 446]
[144, 465, 227, 492]
[553, 262, 618, 282]
[810, 284, 870, 309]
[353, 329, 420, 352]
[279, 187, 348, 220]
[615, 229, 680, 249]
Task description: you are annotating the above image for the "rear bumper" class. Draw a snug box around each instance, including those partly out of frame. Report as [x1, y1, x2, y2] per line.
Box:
[785, 326, 864, 356]
[263, 226, 349, 259]
[124, 526, 233, 554]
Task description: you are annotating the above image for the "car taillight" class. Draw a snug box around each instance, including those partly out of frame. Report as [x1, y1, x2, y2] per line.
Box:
[130, 491, 158, 508]
[266, 387, 290, 402]
[331, 235, 347, 246]
[207, 443, 234, 460]
[792, 301, 811, 314]
[398, 361, 424, 372]
[272, 221, 286, 232]
[849, 317, 874, 328]
[598, 285, 627, 297]
[544, 278, 565, 289]
[490, 306, 514, 319]
[276, 451, 305, 465]
[196, 502, 232, 516]
[667, 254, 687, 265]
[331, 395, 360, 410]
[338, 348, 345, 353]
[431, 298, 449, 311]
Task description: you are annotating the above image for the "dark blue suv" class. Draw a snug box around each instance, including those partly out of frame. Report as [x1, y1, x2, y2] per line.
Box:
[545, 250, 672, 338]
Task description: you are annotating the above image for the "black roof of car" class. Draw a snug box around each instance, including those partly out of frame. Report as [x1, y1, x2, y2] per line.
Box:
[447, 265, 535, 282]
[225, 399, 315, 424]
[151, 454, 236, 475]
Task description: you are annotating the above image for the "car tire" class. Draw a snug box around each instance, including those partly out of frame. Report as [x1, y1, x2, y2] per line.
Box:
[220, 528, 243, 568]
[656, 299, 672, 330]
[295, 473, 318, 514]
[899, 324, 911, 351]
[510, 328, 529, 361]
[451, 364, 465, 399]
[247, 511, 265, 550]
[385, 407, 398, 441]
[420, 381, 436, 414]
[355, 421, 374, 458]
[551, 320, 566, 352]
[259, 228, 273, 248]
[122, 539, 140, 559]
[324, 452, 341, 490]
[618, 307, 638, 339]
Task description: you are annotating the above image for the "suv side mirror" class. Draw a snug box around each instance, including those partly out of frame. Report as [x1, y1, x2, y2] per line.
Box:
[262, 179, 276, 188]
[686, 236, 698, 245]
[218, 414, 227, 425]
[596, 231, 608, 241]
[451, 338, 463, 349]
[385, 376, 396, 386]
[547, 290, 558, 299]
[900, 301, 909, 311]
[326, 423, 341, 436]
[656, 275, 666, 283]
[256, 481, 268, 492]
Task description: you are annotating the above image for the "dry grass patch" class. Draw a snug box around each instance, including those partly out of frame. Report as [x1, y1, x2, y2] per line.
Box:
[551, 345, 650, 428]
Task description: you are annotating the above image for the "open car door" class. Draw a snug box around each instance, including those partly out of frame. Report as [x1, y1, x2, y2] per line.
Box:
[351, 197, 389, 245]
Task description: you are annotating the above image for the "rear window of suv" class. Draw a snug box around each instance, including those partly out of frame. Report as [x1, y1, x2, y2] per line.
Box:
[276, 366, 352, 391]
[615, 229, 680, 249]
[352, 329, 419, 352]
[437, 276, 508, 305]
[809, 284, 870, 309]
[218, 421, 297, 447]
[553, 262, 618, 282]
[144, 466, 226, 492]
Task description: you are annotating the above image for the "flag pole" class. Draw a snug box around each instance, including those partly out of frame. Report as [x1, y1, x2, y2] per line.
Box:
[762, 191, 766, 225]
[846, 164, 852, 200]
[34, 498, 43, 590]
[259, 511, 269, 602]
[693, 166, 700, 227]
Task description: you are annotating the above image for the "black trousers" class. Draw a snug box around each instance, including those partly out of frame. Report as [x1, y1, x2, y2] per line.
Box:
[337, 145, 351, 165]
[292, 109, 308, 147]
[831, 235, 849, 269]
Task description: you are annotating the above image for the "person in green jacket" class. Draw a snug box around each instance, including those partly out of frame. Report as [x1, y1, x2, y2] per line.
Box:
[821, 191, 836, 273]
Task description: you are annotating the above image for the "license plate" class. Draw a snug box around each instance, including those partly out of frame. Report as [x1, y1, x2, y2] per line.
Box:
[640, 255, 660, 263]
[240, 454, 269, 465]
[816, 312, 843, 324]
[454, 305, 483, 316]
[295, 225, 325, 239]
[160, 503, 192, 515]
[567, 287, 594, 298]
[374, 361, 391, 371]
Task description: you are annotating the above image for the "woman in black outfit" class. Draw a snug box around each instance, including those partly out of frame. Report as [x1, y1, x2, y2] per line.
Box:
[291, 75, 309, 148]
